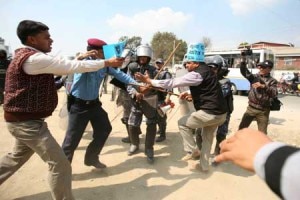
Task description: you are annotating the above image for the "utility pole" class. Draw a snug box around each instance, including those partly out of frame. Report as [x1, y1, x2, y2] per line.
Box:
[172, 40, 175, 68]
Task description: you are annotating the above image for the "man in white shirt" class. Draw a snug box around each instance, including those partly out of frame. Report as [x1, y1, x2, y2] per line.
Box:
[0, 20, 123, 200]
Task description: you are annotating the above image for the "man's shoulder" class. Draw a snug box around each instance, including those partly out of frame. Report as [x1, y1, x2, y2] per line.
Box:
[128, 62, 139, 70]
[128, 62, 138, 67]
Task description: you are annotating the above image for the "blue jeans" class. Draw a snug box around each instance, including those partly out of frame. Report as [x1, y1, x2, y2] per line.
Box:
[0, 120, 73, 200]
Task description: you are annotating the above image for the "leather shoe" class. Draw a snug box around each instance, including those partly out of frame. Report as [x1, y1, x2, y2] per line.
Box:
[128, 144, 139, 156]
[155, 135, 166, 142]
[145, 149, 154, 164]
[121, 137, 130, 143]
[84, 160, 107, 169]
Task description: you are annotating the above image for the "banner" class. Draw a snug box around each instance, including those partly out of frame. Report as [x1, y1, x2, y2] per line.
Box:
[103, 41, 126, 59]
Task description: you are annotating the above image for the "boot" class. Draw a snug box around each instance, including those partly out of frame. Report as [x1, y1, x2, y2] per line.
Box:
[127, 126, 140, 155]
[156, 115, 167, 140]
[156, 121, 166, 142]
[214, 134, 226, 155]
[156, 132, 166, 142]
[145, 124, 156, 163]
[121, 124, 130, 143]
[122, 125, 142, 143]
[145, 149, 154, 164]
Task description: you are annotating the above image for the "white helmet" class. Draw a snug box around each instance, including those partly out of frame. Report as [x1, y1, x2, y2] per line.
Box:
[136, 44, 153, 58]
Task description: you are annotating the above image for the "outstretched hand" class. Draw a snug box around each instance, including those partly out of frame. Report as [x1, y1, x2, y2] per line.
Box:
[104, 57, 125, 68]
[214, 128, 272, 172]
[138, 84, 151, 94]
[135, 72, 151, 84]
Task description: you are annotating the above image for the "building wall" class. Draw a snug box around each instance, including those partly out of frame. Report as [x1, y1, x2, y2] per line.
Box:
[250, 42, 300, 70]
[252, 43, 290, 49]
[275, 57, 300, 70]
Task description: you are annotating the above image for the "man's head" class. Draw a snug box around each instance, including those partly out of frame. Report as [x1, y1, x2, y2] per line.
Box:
[87, 38, 107, 59]
[155, 58, 164, 69]
[17, 20, 52, 53]
[184, 43, 205, 72]
[0, 49, 7, 60]
[205, 55, 229, 79]
[256, 60, 273, 75]
[136, 44, 153, 66]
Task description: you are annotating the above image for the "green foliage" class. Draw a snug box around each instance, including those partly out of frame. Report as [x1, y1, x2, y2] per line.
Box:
[238, 42, 250, 48]
[150, 31, 187, 64]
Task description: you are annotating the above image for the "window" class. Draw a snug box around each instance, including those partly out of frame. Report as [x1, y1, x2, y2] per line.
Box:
[284, 58, 293, 66]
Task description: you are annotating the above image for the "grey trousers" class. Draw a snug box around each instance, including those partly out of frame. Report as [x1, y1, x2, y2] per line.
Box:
[0, 120, 74, 200]
[178, 110, 226, 170]
[178, 99, 199, 153]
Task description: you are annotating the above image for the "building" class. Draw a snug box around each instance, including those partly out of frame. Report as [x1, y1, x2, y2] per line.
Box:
[250, 41, 300, 70]
[0, 37, 12, 58]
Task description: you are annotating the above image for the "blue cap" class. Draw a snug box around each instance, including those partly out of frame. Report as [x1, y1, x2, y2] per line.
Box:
[185, 43, 205, 62]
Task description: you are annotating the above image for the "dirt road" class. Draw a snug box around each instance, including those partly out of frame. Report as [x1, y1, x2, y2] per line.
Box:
[1, 88, 298, 200]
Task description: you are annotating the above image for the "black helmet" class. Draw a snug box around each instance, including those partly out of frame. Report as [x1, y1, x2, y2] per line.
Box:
[205, 55, 229, 78]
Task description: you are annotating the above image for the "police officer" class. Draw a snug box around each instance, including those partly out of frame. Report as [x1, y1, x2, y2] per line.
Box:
[62, 38, 136, 168]
[205, 55, 234, 155]
[110, 51, 142, 144]
[127, 44, 158, 163]
[154, 58, 172, 142]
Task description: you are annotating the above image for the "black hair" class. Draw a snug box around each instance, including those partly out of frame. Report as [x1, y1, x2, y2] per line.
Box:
[87, 46, 103, 51]
[17, 20, 49, 44]
[0, 49, 7, 59]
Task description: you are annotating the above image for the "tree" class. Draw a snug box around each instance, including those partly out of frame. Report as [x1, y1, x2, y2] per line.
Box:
[119, 36, 142, 49]
[150, 32, 187, 65]
[238, 42, 250, 49]
[202, 37, 212, 49]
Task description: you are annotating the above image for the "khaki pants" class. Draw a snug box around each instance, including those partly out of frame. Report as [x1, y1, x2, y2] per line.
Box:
[0, 120, 74, 200]
[178, 100, 199, 153]
[239, 105, 270, 134]
[178, 110, 226, 170]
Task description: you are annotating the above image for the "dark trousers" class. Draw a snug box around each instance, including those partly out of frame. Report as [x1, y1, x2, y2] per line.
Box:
[62, 101, 112, 163]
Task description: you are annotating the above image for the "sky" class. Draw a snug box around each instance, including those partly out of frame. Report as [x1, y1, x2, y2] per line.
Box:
[1, 0, 300, 56]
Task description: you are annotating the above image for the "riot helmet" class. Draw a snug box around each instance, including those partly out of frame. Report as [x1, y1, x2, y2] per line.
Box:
[136, 44, 153, 58]
[205, 55, 229, 78]
[136, 44, 153, 65]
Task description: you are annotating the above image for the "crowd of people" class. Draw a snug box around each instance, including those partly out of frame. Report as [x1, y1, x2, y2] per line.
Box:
[0, 19, 299, 200]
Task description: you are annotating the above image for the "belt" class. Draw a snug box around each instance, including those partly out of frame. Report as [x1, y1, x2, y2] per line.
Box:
[74, 97, 99, 105]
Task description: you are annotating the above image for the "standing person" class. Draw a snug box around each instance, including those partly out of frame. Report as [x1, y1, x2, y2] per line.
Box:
[174, 63, 201, 161]
[205, 55, 234, 155]
[62, 38, 136, 168]
[126, 44, 158, 163]
[135, 43, 227, 171]
[0, 49, 10, 105]
[0, 20, 124, 200]
[238, 52, 277, 134]
[290, 72, 300, 95]
[109, 51, 142, 144]
[215, 128, 300, 200]
[154, 58, 172, 142]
